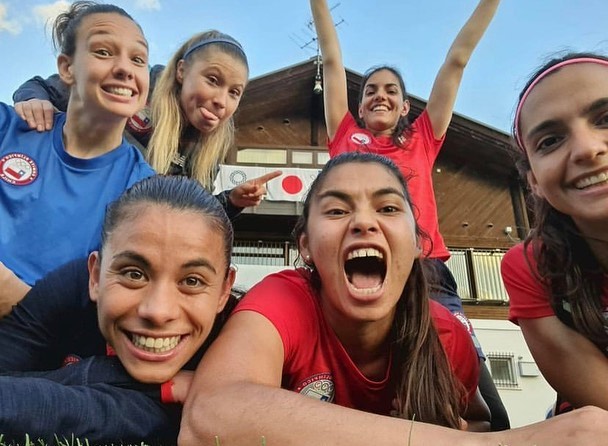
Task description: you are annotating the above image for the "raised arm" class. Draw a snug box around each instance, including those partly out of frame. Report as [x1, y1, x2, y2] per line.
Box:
[519, 316, 608, 410]
[426, 0, 500, 138]
[310, 0, 349, 139]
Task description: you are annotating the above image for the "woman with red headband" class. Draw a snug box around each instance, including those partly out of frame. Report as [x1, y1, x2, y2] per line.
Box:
[502, 52, 608, 416]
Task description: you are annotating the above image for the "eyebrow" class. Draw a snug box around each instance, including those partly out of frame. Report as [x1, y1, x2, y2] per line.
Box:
[526, 97, 608, 142]
[112, 251, 217, 274]
[364, 82, 399, 90]
[317, 187, 405, 204]
[88, 29, 149, 50]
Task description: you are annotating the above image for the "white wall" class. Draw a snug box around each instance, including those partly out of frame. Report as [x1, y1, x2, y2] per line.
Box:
[471, 319, 556, 428]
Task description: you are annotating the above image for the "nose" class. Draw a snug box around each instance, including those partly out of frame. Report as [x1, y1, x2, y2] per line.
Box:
[212, 87, 228, 110]
[112, 54, 134, 80]
[349, 208, 379, 235]
[137, 280, 180, 326]
[569, 126, 607, 163]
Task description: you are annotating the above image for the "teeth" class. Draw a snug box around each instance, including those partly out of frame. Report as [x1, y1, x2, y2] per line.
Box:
[131, 334, 181, 353]
[107, 87, 133, 97]
[372, 105, 388, 112]
[350, 283, 383, 294]
[575, 171, 608, 189]
[347, 248, 383, 260]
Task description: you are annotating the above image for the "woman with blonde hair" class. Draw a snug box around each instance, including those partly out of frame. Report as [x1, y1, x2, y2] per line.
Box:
[13, 29, 279, 217]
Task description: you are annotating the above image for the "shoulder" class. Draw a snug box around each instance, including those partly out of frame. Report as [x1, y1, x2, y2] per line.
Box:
[238, 269, 315, 312]
[501, 242, 539, 286]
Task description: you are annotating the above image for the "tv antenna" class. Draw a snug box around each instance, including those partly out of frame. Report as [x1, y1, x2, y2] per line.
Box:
[288, 3, 345, 94]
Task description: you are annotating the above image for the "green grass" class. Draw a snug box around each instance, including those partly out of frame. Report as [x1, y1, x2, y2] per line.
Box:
[0, 435, 151, 446]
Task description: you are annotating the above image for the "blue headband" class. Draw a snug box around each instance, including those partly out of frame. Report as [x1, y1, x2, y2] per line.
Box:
[182, 37, 246, 61]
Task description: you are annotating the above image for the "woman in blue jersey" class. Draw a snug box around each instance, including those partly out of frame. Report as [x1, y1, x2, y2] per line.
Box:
[0, 1, 154, 313]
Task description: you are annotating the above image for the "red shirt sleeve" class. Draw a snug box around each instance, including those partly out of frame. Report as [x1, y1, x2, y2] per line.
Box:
[502, 243, 555, 325]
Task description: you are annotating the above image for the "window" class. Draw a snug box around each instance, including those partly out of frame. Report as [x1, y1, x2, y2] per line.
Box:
[317, 152, 330, 165]
[292, 151, 313, 164]
[237, 148, 287, 165]
[487, 352, 518, 388]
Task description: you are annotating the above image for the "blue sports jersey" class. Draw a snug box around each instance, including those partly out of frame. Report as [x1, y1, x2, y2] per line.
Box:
[0, 103, 155, 285]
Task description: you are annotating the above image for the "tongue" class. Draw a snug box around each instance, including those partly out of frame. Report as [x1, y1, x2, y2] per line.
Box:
[351, 271, 382, 289]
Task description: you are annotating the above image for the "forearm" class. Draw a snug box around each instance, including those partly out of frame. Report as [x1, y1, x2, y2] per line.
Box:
[310, 0, 343, 67]
[445, 0, 500, 68]
[0, 376, 179, 443]
[0, 262, 30, 317]
[180, 381, 478, 446]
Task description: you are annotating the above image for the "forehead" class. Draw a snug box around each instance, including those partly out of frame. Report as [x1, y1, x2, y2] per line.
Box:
[106, 204, 225, 259]
[364, 69, 401, 88]
[78, 12, 147, 50]
[520, 63, 608, 131]
[188, 47, 248, 74]
[316, 162, 404, 195]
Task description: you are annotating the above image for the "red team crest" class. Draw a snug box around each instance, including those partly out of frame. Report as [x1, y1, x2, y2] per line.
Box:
[0, 153, 38, 186]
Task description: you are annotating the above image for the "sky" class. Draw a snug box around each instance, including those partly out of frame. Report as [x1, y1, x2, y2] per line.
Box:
[0, 0, 607, 133]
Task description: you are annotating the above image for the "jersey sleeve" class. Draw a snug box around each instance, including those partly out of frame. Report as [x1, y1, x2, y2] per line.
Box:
[0, 375, 180, 443]
[0, 258, 97, 372]
[501, 243, 555, 324]
[12, 74, 70, 112]
[234, 270, 317, 365]
[412, 109, 446, 161]
[327, 112, 357, 157]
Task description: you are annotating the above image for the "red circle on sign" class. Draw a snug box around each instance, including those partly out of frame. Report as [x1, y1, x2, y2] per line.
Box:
[282, 175, 303, 194]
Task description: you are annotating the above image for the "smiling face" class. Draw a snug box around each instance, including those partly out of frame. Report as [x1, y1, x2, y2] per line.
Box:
[358, 69, 410, 136]
[88, 204, 234, 383]
[58, 12, 149, 122]
[298, 162, 420, 335]
[176, 47, 248, 134]
[519, 62, 608, 238]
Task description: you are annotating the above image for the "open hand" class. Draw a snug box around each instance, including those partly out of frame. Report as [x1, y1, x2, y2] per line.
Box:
[14, 99, 56, 132]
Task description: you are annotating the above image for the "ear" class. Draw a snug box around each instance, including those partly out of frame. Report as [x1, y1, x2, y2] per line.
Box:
[216, 266, 237, 314]
[176, 59, 185, 84]
[358, 103, 365, 121]
[88, 251, 101, 303]
[526, 170, 544, 198]
[298, 232, 311, 264]
[57, 53, 76, 86]
[400, 99, 411, 117]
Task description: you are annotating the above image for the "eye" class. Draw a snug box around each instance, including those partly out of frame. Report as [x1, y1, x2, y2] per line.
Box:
[94, 48, 111, 57]
[229, 88, 242, 99]
[535, 134, 563, 153]
[326, 208, 348, 216]
[379, 205, 399, 213]
[595, 112, 608, 127]
[132, 55, 147, 66]
[121, 268, 145, 281]
[182, 276, 203, 287]
[206, 75, 219, 85]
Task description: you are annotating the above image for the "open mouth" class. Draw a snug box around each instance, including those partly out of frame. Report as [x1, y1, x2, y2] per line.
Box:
[130, 333, 182, 354]
[345, 248, 387, 294]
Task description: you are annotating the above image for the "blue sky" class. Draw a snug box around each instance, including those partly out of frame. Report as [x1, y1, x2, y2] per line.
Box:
[1, 0, 607, 133]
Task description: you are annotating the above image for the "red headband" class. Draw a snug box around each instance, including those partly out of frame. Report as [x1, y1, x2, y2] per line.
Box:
[514, 57, 608, 151]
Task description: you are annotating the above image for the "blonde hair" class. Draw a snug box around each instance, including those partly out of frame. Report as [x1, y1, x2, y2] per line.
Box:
[147, 30, 248, 188]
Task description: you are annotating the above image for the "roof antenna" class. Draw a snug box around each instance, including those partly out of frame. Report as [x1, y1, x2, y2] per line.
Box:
[288, 3, 345, 94]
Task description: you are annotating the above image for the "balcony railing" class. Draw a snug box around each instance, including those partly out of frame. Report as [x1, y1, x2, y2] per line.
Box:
[233, 241, 509, 304]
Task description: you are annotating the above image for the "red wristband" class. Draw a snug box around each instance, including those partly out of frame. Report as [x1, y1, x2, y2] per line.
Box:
[160, 379, 175, 403]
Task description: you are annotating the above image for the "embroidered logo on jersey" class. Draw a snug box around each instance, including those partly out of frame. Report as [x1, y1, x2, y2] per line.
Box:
[0, 153, 38, 186]
[61, 354, 82, 367]
[127, 106, 152, 135]
[296, 373, 334, 402]
[453, 311, 474, 335]
[351, 133, 371, 145]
